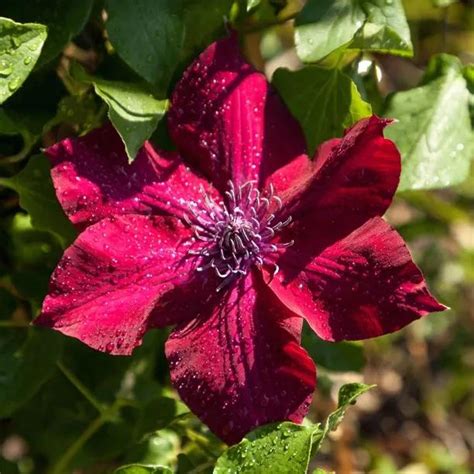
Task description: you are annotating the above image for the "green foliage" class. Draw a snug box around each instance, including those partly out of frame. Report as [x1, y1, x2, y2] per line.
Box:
[0, 17, 47, 104]
[0, 327, 63, 417]
[384, 54, 473, 191]
[106, 0, 233, 95]
[273, 66, 371, 154]
[0, 154, 76, 246]
[0, 1, 472, 473]
[72, 63, 168, 162]
[2, 0, 94, 66]
[214, 383, 373, 474]
[295, 0, 413, 63]
[302, 325, 365, 373]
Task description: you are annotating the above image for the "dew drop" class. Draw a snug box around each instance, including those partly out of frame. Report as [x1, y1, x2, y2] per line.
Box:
[8, 78, 20, 91]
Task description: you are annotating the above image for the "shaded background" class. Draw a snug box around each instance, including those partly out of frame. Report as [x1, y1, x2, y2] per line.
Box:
[0, 0, 473, 473]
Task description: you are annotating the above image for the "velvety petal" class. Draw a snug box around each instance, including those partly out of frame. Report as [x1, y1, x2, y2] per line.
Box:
[47, 124, 220, 230]
[168, 35, 307, 192]
[266, 217, 446, 342]
[34, 214, 206, 355]
[165, 271, 316, 444]
[269, 116, 401, 257]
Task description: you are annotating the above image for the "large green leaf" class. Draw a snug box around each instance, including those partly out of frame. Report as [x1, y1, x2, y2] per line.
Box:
[0, 17, 47, 104]
[73, 64, 168, 162]
[0, 154, 76, 246]
[214, 383, 373, 474]
[0, 327, 63, 417]
[2, 0, 94, 66]
[295, 0, 412, 63]
[214, 422, 316, 474]
[384, 55, 473, 191]
[272, 66, 371, 154]
[106, 0, 233, 95]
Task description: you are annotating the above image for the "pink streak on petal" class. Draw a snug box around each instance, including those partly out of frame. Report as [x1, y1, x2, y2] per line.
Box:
[166, 271, 316, 444]
[46, 124, 220, 230]
[267, 217, 446, 341]
[34, 214, 204, 355]
[168, 35, 307, 192]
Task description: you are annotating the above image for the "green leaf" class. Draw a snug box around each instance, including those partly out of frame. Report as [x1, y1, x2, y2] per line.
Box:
[72, 64, 168, 162]
[311, 383, 374, 451]
[115, 464, 173, 474]
[295, 0, 412, 63]
[0, 327, 63, 417]
[0, 154, 76, 246]
[326, 383, 373, 432]
[2, 0, 94, 66]
[384, 54, 473, 191]
[0, 17, 47, 104]
[302, 325, 365, 373]
[214, 421, 318, 474]
[272, 66, 371, 154]
[214, 383, 373, 473]
[106, 0, 233, 95]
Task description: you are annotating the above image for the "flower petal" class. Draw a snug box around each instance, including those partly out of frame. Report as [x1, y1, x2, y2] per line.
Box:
[270, 116, 401, 256]
[47, 124, 219, 230]
[165, 271, 316, 444]
[168, 35, 307, 192]
[267, 217, 446, 341]
[34, 214, 205, 355]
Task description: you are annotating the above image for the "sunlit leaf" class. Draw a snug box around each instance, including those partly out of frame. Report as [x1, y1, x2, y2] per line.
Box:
[2, 0, 94, 65]
[0, 17, 46, 104]
[214, 383, 373, 473]
[72, 63, 168, 162]
[384, 54, 473, 191]
[295, 0, 412, 63]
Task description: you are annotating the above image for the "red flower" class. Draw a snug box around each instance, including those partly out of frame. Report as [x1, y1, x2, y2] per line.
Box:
[34, 36, 445, 444]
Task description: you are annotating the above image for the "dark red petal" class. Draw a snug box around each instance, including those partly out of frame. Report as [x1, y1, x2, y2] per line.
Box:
[267, 217, 446, 341]
[168, 34, 307, 192]
[34, 214, 204, 355]
[165, 271, 316, 444]
[47, 124, 220, 230]
[270, 116, 401, 257]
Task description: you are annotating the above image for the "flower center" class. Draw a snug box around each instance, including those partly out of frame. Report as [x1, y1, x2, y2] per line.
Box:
[186, 181, 293, 291]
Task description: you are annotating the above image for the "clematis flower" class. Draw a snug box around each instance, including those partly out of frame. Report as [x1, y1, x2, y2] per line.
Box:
[34, 35, 445, 444]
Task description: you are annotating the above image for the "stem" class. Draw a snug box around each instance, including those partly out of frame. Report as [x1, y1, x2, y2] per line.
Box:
[0, 320, 29, 328]
[49, 399, 127, 474]
[57, 360, 105, 414]
[242, 10, 300, 33]
[187, 461, 216, 474]
[49, 410, 108, 474]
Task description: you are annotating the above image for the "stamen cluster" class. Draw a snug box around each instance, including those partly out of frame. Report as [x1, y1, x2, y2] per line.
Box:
[186, 181, 293, 290]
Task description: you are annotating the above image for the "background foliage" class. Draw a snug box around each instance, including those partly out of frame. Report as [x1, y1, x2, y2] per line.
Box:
[0, 0, 473, 473]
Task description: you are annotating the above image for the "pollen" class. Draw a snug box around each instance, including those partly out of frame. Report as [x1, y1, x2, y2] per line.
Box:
[185, 180, 293, 290]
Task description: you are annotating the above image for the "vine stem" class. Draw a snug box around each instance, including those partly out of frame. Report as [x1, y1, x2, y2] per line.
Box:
[57, 360, 105, 414]
[0, 320, 29, 327]
[49, 404, 117, 474]
[242, 10, 300, 33]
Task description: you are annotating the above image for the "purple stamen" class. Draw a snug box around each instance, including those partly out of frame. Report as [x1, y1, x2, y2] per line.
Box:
[186, 180, 293, 290]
